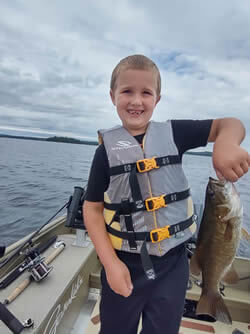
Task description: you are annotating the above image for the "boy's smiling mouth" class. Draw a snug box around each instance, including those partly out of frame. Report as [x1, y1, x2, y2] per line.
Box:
[127, 110, 144, 115]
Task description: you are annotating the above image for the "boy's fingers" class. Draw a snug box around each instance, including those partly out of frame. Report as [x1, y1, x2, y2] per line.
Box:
[121, 284, 132, 298]
[247, 154, 250, 166]
[233, 166, 245, 178]
[240, 161, 249, 174]
[215, 168, 239, 183]
[125, 273, 133, 293]
[215, 169, 225, 181]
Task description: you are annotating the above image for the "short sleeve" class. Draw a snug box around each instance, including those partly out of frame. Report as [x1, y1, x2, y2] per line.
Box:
[171, 119, 213, 156]
[85, 144, 110, 202]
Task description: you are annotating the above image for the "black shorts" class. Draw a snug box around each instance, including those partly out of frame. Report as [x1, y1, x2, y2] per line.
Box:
[99, 244, 189, 334]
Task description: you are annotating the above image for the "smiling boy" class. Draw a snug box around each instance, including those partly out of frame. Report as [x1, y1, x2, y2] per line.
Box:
[83, 55, 249, 334]
[110, 68, 161, 135]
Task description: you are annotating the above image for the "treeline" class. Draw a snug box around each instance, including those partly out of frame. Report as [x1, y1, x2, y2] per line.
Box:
[46, 136, 81, 143]
[0, 134, 98, 146]
[0, 134, 45, 141]
[46, 136, 98, 145]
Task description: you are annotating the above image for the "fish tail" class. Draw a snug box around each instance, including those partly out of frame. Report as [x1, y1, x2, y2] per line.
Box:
[196, 292, 232, 325]
[190, 251, 201, 276]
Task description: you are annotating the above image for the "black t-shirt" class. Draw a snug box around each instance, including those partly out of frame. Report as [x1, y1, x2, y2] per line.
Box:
[86, 119, 213, 202]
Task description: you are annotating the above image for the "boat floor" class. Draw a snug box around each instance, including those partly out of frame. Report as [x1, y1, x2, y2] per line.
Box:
[79, 258, 250, 334]
[79, 295, 250, 334]
[74, 269, 250, 334]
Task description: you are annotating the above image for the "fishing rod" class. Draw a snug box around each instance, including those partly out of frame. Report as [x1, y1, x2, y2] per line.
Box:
[4, 240, 66, 305]
[0, 201, 69, 270]
[0, 235, 58, 289]
[0, 238, 66, 333]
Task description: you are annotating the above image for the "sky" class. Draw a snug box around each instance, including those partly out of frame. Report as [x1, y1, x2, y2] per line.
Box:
[0, 1, 250, 151]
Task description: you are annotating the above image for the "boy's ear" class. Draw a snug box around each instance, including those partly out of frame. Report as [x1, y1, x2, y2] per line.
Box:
[110, 89, 116, 105]
[156, 95, 161, 105]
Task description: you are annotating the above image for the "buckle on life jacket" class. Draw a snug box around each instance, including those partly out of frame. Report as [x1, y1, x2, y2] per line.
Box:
[150, 225, 170, 243]
[137, 157, 159, 173]
[145, 195, 166, 211]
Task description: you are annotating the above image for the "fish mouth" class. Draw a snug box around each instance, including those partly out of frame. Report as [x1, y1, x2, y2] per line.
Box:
[209, 176, 226, 186]
[209, 176, 236, 195]
[208, 176, 228, 195]
[208, 176, 243, 220]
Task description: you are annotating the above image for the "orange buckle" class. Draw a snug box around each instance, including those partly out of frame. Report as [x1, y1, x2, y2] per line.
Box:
[136, 157, 159, 173]
[145, 195, 166, 212]
[150, 225, 170, 243]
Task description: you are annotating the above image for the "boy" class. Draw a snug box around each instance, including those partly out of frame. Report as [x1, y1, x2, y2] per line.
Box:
[83, 55, 249, 334]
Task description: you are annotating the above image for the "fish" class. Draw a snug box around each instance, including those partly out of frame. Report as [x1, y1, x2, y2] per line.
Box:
[190, 177, 243, 324]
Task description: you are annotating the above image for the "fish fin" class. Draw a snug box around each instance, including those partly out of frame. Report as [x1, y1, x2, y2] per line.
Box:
[222, 264, 239, 285]
[189, 251, 201, 276]
[196, 292, 232, 325]
[224, 223, 233, 241]
[241, 227, 250, 241]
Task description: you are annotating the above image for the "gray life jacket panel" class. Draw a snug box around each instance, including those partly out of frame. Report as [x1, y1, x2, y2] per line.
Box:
[98, 120, 196, 257]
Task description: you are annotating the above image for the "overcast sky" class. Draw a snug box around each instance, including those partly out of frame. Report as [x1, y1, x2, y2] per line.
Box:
[0, 0, 250, 151]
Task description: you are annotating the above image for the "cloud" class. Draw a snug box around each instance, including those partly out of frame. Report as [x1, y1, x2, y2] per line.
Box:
[0, 0, 250, 150]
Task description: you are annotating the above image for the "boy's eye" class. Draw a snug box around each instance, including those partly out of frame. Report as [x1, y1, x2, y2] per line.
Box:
[122, 89, 131, 93]
[143, 91, 152, 95]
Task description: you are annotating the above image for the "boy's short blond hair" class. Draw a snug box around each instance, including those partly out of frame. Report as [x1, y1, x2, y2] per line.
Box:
[110, 55, 161, 96]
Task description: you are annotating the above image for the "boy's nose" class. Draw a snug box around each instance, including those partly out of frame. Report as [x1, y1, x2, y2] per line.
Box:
[131, 94, 142, 106]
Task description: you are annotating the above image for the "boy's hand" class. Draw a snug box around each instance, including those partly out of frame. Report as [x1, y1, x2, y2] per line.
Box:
[104, 259, 133, 297]
[213, 141, 250, 182]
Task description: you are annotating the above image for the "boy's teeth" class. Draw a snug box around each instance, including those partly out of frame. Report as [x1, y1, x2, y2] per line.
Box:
[128, 110, 142, 115]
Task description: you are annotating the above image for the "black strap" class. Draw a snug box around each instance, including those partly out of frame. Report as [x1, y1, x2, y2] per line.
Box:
[140, 240, 156, 280]
[121, 199, 137, 250]
[109, 155, 181, 176]
[104, 188, 190, 212]
[129, 166, 144, 210]
[106, 215, 195, 242]
[107, 215, 196, 280]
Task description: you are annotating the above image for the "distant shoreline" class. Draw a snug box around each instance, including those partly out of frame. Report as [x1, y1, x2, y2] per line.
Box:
[0, 134, 98, 146]
[0, 133, 212, 156]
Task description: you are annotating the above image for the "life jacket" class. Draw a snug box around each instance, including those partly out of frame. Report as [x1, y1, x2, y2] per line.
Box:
[98, 120, 197, 279]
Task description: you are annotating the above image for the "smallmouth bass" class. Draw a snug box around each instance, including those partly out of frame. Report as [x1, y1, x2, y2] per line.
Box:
[190, 177, 243, 324]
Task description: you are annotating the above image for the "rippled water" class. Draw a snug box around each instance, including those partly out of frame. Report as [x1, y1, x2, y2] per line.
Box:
[0, 138, 95, 245]
[0, 137, 249, 257]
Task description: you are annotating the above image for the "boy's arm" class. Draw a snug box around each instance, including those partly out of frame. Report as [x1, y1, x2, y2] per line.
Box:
[83, 200, 133, 297]
[208, 117, 250, 182]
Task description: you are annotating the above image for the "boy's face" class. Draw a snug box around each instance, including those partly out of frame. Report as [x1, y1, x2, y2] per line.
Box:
[110, 69, 160, 136]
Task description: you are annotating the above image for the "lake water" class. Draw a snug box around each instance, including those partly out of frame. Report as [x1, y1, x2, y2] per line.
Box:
[0, 137, 250, 258]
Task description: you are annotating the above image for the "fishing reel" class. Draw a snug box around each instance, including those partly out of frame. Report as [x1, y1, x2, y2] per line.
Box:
[22, 247, 53, 282]
[66, 186, 86, 230]
[66, 186, 90, 247]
